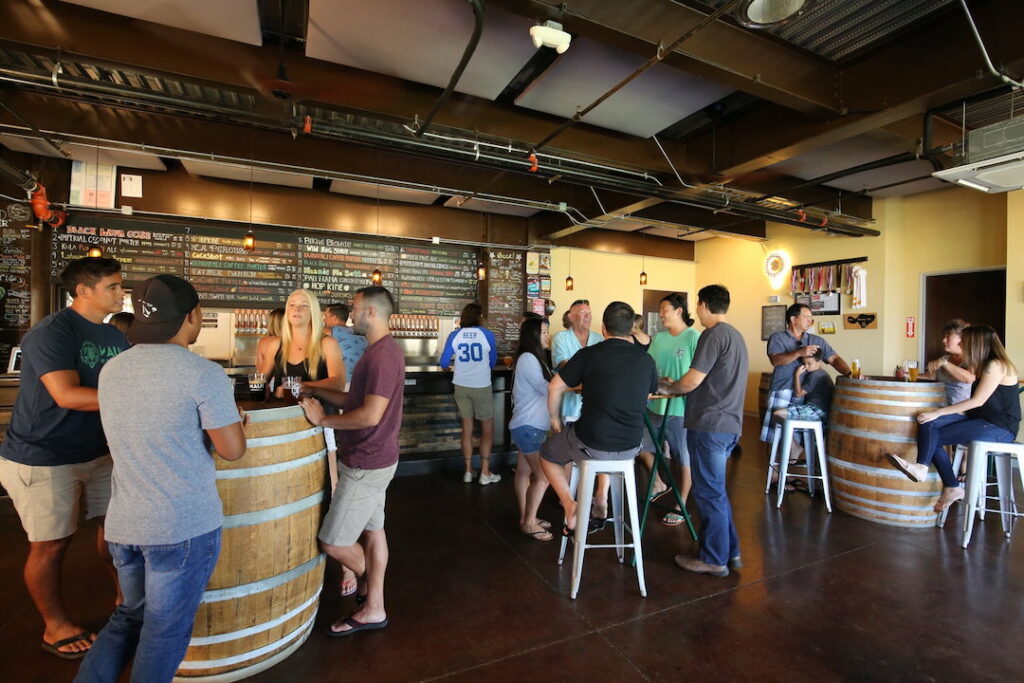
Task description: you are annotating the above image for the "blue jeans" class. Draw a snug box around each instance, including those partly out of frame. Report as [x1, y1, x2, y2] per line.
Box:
[917, 414, 1015, 488]
[687, 430, 740, 567]
[75, 527, 221, 683]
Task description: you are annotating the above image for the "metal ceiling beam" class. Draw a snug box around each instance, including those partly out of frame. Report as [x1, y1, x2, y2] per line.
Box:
[0, 0, 681, 175]
[489, 0, 841, 115]
[692, 0, 1024, 179]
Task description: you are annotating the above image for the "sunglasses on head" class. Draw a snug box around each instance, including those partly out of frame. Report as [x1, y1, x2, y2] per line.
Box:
[571, 299, 589, 307]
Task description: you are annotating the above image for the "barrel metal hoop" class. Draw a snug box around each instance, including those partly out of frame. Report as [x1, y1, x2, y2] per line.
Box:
[827, 423, 917, 444]
[189, 590, 321, 645]
[243, 406, 305, 424]
[201, 554, 324, 603]
[834, 491, 938, 520]
[246, 426, 323, 449]
[215, 450, 326, 480]
[829, 473, 941, 501]
[827, 456, 942, 483]
[222, 491, 323, 529]
[833, 398, 943, 408]
[829, 406, 915, 422]
[176, 613, 317, 669]
[840, 387, 943, 398]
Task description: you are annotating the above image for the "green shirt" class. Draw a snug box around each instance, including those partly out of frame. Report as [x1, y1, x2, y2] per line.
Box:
[646, 326, 700, 417]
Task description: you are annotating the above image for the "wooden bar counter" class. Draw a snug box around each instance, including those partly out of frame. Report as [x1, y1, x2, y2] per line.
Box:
[826, 376, 947, 527]
[174, 402, 327, 682]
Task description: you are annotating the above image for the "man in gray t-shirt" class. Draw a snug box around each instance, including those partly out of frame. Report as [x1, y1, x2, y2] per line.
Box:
[762, 304, 850, 444]
[77, 275, 246, 683]
[658, 285, 747, 578]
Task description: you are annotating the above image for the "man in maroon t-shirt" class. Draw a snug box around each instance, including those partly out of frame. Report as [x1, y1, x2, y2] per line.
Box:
[300, 286, 404, 637]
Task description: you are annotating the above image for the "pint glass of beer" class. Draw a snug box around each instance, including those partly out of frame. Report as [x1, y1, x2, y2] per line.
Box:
[908, 361, 919, 382]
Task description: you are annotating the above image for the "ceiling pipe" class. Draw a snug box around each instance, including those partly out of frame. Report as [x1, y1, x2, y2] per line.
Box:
[747, 152, 929, 204]
[0, 97, 69, 158]
[408, 0, 485, 138]
[959, 0, 1024, 89]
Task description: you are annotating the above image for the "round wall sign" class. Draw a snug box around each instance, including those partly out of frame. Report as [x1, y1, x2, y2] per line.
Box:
[764, 252, 786, 277]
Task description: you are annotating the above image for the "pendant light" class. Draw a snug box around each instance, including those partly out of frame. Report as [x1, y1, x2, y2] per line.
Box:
[564, 236, 574, 290]
[370, 166, 383, 285]
[639, 229, 647, 285]
[87, 246, 102, 258]
[477, 263, 487, 281]
[243, 134, 257, 252]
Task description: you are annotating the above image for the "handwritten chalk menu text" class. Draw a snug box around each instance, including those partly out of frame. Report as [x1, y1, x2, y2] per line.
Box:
[50, 218, 480, 313]
[486, 249, 524, 353]
[1, 215, 33, 370]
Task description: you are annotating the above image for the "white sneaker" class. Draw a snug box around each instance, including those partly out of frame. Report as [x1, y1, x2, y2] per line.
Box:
[479, 472, 502, 485]
[886, 454, 928, 482]
[462, 471, 475, 484]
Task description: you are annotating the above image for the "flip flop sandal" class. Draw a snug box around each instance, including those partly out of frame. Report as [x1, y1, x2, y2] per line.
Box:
[41, 632, 94, 660]
[523, 528, 554, 542]
[659, 512, 685, 527]
[536, 518, 552, 530]
[326, 616, 389, 637]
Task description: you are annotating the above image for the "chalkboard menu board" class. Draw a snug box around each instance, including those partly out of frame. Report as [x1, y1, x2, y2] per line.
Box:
[51, 218, 479, 314]
[487, 249, 524, 353]
[1, 207, 33, 370]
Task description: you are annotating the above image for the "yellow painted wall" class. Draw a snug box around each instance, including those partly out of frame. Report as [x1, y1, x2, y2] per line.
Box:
[548, 246, 696, 333]
[1006, 190, 1024, 440]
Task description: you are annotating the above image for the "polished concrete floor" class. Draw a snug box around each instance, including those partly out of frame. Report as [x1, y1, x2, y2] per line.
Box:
[3, 417, 1023, 682]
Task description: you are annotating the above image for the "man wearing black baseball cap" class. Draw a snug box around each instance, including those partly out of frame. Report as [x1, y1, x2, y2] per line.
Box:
[76, 275, 246, 683]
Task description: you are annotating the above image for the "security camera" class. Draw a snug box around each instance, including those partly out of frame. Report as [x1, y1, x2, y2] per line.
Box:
[530, 21, 572, 54]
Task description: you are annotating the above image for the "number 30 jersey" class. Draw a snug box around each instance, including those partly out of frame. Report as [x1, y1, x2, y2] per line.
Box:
[440, 326, 498, 388]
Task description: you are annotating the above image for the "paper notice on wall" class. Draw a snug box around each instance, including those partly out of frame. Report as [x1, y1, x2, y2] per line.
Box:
[120, 174, 143, 198]
[70, 160, 116, 209]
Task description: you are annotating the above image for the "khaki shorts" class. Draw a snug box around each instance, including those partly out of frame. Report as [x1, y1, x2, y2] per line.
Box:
[0, 454, 113, 542]
[318, 462, 397, 547]
[453, 385, 494, 421]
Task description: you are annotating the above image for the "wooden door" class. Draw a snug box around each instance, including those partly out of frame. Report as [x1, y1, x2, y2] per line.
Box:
[923, 269, 1005, 361]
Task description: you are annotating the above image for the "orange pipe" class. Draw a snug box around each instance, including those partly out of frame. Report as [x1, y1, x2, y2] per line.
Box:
[29, 183, 67, 228]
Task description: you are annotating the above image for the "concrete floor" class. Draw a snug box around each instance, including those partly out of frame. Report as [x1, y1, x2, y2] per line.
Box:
[2, 417, 1022, 682]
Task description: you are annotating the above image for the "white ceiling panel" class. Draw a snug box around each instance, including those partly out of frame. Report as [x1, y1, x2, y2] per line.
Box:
[515, 37, 733, 138]
[306, 0, 537, 101]
[181, 159, 312, 188]
[0, 134, 166, 170]
[328, 179, 439, 205]
[61, 0, 262, 45]
[444, 196, 539, 217]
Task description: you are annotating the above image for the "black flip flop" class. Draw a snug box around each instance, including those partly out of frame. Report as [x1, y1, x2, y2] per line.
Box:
[41, 632, 94, 660]
[326, 616, 389, 637]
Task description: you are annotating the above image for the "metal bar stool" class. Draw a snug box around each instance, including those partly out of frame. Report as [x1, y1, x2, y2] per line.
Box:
[765, 417, 832, 511]
[557, 458, 647, 599]
[961, 440, 1024, 547]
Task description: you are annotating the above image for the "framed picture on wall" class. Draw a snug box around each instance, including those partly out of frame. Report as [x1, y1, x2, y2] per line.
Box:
[795, 291, 840, 316]
[761, 305, 787, 341]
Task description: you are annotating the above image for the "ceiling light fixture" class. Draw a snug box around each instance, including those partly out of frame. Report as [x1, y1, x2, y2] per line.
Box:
[87, 246, 102, 258]
[477, 263, 487, 281]
[243, 230, 256, 251]
[735, 0, 815, 29]
[530, 21, 572, 54]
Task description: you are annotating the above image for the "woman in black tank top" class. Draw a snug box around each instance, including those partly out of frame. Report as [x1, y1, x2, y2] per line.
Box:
[257, 289, 346, 398]
[887, 325, 1020, 512]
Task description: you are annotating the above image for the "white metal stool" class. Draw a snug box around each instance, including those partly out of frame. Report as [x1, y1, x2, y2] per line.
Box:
[557, 458, 646, 599]
[934, 444, 1015, 527]
[961, 440, 1024, 547]
[764, 418, 832, 512]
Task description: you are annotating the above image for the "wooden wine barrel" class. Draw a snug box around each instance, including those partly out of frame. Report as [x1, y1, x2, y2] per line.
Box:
[826, 376, 947, 527]
[757, 372, 772, 419]
[174, 405, 327, 682]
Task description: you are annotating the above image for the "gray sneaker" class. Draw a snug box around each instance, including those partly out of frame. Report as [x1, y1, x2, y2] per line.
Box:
[479, 472, 502, 485]
[674, 554, 729, 577]
[728, 555, 742, 570]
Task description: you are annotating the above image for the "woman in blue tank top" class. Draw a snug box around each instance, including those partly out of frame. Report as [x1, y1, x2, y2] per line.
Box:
[888, 325, 1020, 512]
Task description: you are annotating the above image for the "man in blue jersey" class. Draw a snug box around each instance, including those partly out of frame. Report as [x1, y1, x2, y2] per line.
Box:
[441, 303, 500, 484]
[325, 303, 367, 379]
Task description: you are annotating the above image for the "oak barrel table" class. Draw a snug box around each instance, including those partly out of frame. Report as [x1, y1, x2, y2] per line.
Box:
[174, 404, 327, 681]
[826, 376, 947, 527]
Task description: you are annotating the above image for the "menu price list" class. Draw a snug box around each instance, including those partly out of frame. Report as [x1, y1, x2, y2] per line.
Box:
[51, 219, 481, 313]
[487, 249, 524, 353]
[1, 217, 33, 371]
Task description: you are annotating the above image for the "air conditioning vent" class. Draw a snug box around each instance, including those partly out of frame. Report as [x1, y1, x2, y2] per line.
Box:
[933, 116, 1024, 193]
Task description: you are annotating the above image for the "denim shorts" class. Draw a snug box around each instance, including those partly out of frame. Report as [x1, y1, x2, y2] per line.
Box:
[511, 425, 547, 454]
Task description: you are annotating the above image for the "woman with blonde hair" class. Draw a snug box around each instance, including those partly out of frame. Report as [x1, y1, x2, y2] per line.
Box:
[888, 325, 1020, 512]
[258, 291, 345, 397]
